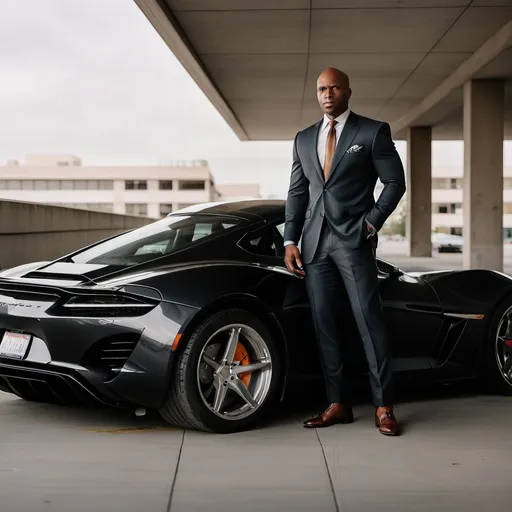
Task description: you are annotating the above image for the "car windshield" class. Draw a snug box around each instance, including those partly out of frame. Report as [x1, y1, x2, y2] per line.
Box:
[70, 214, 242, 266]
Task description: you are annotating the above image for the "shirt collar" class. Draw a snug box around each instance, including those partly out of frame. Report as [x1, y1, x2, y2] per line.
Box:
[322, 109, 351, 131]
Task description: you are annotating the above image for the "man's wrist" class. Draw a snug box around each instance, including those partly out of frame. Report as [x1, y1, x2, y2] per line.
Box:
[284, 240, 296, 246]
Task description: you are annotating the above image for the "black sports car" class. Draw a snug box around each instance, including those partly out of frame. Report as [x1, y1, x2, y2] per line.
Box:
[0, 200, 511, 433]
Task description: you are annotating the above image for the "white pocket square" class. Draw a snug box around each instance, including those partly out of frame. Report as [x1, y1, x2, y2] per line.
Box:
[346, 144, 363, 153]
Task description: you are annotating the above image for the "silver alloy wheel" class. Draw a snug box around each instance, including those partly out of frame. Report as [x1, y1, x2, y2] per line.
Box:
[495, 306, 512, 386]
[196, 323, 273, 420]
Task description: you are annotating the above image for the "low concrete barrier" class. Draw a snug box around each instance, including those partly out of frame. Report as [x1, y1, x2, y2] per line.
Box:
[0, 200, 153, 270]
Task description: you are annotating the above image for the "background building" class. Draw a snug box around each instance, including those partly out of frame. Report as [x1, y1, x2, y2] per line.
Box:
[0, 155, 260, 218]
[432, 166, 512, 238]
[375, 165, 512, 238]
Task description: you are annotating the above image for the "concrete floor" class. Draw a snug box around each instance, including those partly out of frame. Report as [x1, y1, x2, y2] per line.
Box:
[1, 387, 511, 512]
[1, 247, 512, 511]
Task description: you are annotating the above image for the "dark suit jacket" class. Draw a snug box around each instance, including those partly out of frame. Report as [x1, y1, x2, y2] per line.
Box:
[284, 111, 406, 264]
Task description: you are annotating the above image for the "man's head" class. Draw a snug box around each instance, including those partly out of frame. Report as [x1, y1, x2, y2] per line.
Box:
[316, 68, 351, 118]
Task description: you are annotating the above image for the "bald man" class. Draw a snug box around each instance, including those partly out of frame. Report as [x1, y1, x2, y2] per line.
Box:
[284, 68, 406, 436]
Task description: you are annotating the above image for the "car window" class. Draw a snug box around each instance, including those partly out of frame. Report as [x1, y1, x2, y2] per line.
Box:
[70, 215, 242, 266]
[239, 228, 279, 258]
[276, 222, 285, 239]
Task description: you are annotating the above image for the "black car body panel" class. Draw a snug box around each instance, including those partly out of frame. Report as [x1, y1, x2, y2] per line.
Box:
[0, 200, 509, 413]
[409, 269, 512, 374]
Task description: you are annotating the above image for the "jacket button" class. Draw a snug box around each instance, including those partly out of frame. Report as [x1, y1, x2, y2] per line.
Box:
[320, 212, 325, 217]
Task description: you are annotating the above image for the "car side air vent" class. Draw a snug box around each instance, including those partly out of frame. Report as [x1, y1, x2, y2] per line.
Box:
[100, 340, 138, 368]
[82, 334, 140, 376]
[435, 319, 467, 363]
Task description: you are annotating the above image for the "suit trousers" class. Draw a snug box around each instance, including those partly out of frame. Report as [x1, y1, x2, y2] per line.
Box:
[304, 219, 394, 406]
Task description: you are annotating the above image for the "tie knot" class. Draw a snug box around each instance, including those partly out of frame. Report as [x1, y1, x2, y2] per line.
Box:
[329, 119, 337, 129]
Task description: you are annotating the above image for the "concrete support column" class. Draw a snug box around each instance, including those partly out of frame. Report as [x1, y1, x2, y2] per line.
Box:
[463, 79, 505, 271]
[406, 126, 432, 257]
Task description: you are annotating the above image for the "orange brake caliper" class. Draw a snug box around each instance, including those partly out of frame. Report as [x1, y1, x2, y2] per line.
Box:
[233, 342, 252, 388]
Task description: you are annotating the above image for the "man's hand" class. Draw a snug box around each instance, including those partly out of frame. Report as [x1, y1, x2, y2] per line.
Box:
[284, 244, 305, 277]
[363, 219, 377, 239]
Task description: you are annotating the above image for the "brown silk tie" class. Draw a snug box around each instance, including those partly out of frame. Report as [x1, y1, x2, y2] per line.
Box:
[323, 119, 337, 181]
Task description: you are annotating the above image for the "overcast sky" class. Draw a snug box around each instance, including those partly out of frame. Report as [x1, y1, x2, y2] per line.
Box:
[0, 0, 510, 198]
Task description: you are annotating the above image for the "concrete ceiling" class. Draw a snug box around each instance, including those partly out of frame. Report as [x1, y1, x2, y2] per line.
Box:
[137, 0, 512, 140]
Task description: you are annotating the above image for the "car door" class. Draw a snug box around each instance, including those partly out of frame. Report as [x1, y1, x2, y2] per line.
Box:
[237, 222, 321, 376]
[375, 259, 445, 371]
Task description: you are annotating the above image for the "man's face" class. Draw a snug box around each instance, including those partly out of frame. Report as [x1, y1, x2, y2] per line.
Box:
[317, 73, 351, 118]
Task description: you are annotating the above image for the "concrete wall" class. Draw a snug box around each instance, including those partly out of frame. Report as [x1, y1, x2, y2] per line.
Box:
[0, 200, 153, 270]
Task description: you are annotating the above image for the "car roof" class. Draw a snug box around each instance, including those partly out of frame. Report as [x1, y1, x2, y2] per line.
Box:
[168, 199, 286, 223]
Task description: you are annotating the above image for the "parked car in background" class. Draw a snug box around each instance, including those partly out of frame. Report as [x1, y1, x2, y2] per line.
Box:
[432, 233, 463, 253]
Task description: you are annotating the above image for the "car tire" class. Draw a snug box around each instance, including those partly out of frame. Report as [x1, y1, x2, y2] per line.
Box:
[484, 297, 512, 396]
[159, 308, 281, 433]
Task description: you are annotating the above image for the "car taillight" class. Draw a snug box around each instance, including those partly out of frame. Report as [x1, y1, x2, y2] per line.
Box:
[48, 294, 159, 317]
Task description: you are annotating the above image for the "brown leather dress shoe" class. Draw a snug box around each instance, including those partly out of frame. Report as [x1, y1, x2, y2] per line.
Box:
[303, 403, 354, 428]
[375, 406, 400, 436]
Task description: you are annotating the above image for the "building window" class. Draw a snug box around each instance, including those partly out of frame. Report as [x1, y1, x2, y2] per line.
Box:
[177, 203, 194, 210]
[437, 203, 461, 214]
[74, 180, 88, 190]
[0, 179, 114, 190]
[159, 181, 173, 190]
[433, 178, 462, 190]
[125, 180, 147, 190]
[6, 180, 21, 190]
[178, 180, 205, 190]
[125, 203, 148, 216]
[160, 204, 173, 217]
[504, 203, 512, 214]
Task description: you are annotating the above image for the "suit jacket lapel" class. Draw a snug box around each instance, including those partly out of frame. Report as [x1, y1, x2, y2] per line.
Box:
[326, 111, 359, 184]
[310, 119, 324, 182]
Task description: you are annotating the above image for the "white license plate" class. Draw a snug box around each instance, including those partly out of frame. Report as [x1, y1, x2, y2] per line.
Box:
[0, 332, 31, 359]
